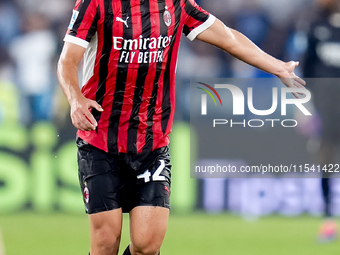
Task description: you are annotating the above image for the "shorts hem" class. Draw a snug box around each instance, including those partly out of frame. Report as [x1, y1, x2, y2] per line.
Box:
[124, 204, 171, 213]
[86, 206, 121, 215]
[86, 204, 170, 214]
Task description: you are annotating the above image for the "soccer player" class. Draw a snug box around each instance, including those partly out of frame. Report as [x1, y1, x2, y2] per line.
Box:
[297, 0, 340, 242]
[57, 0, 306, 254]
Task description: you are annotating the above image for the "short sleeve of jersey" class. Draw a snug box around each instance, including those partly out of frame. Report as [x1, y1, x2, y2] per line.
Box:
[182, 0, 216, 41]
[64, 0, 99, 48]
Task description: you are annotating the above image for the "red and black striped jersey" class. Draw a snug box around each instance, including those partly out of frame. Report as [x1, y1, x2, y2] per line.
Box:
[64, 0, 215, 154]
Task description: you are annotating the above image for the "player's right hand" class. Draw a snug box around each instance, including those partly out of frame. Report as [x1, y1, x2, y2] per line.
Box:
[278, 61, 307, 98]
[70, 96, 103, 131]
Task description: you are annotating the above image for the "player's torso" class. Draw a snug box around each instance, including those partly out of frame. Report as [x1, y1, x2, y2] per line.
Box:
[76, 0, 211, 153]
[80, 0, 187, 154]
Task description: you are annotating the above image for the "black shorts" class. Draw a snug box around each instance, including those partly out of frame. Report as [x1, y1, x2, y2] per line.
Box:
[76, 138, 171, 214]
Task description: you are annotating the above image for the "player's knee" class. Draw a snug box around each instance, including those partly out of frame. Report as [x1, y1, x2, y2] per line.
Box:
[93, 227, 121, 252]
[130, 239, 160, 255]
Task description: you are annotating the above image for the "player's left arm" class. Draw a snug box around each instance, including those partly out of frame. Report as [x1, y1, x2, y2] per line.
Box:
[196, 18, 306, 93]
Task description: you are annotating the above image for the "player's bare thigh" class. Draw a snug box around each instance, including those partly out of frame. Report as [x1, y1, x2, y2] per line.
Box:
[129, 206, 169, 255]
[89, 209, 123, 255]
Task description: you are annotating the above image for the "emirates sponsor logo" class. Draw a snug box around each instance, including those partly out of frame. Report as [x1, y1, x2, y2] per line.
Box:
[113, 35, 173, 64]
[113, 35, 172, 51]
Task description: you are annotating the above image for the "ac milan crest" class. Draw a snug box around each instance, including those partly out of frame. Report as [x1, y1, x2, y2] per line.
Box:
[84, 186, 89, 204]
[163, 7, 172, 27]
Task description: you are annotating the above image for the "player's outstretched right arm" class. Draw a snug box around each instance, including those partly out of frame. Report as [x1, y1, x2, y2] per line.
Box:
[196, 18, 306, 96]
[57, 42, 103, 131]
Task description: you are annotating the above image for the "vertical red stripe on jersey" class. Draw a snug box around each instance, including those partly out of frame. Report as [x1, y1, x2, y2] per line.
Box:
[117, 0, 142, 153]
[151, 0, 176, 150]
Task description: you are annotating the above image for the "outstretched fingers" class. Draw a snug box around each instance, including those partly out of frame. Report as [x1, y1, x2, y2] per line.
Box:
[281, 61, 307, 98]
[294, 75, 306, 87]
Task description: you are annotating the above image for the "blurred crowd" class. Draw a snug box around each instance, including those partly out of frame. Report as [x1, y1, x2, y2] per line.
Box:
[0, 0, 74, 126]
[0, 0, 337, 125]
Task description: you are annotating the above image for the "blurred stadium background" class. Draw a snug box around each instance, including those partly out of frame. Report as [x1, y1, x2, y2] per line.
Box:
[1, 0, 340, 254]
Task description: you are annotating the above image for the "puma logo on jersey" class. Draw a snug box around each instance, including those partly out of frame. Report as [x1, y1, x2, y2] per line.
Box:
[116, 16, 129, 28]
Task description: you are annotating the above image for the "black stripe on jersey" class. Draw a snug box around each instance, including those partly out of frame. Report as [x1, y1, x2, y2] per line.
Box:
[143, 1, 171, 153]
[107, 0, 132, 154]
[127, 0, 152, 154]
[161, 0, 182, 134]
[182, 25, 190, 36]
[182, 0, 208, 35]
[70, 0, 92, 36]
[184, 0, 207, 23]
[93, 1, 113, 127]
[86, 6, 101, 41]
